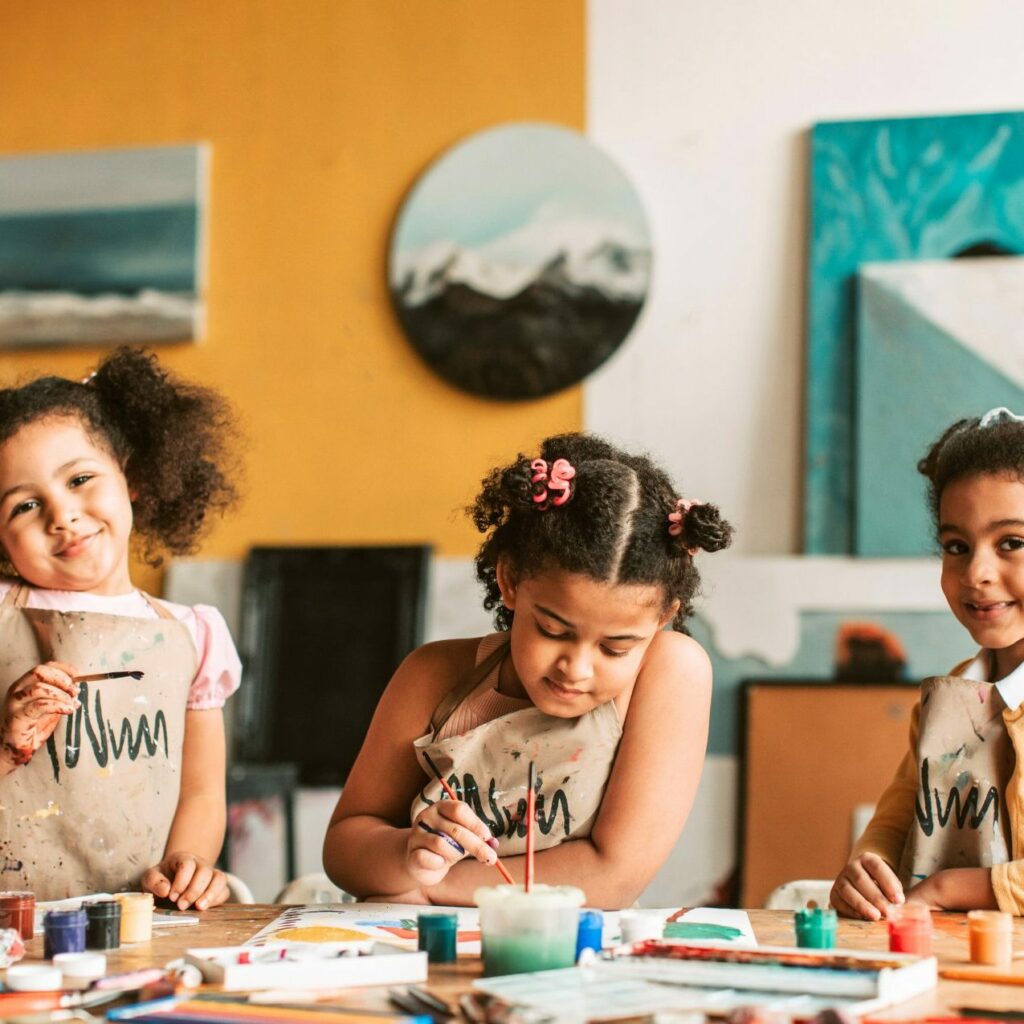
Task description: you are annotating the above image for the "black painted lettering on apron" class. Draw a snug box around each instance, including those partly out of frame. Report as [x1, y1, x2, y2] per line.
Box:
[914, 756, 1001, 837]
[43, 681, 171, 783]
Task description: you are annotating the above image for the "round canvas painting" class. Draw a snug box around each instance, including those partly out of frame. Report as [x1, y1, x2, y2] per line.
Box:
[389, 122, 651, 400]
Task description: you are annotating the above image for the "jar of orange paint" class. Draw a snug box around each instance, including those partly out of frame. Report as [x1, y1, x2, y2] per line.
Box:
[115, 892, 153, 943]
[887, 903, 932, 955]
[967, 910, 1013, 967]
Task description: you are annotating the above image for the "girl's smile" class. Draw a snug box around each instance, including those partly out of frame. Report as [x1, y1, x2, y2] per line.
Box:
[0, 415, 135, 596]
[940, 473, 1024, 679]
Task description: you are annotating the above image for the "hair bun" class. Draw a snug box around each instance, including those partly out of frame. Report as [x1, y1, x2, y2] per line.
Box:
[683, 502, 733, 554]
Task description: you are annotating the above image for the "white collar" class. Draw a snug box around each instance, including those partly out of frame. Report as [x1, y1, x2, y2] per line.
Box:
[961, 650, 1024, 710]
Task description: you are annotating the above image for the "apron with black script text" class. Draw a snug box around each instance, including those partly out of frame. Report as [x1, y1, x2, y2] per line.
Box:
[897, 675, 1014, 888]
[0, 584, 196, 899]
[411, 635, 623, 855]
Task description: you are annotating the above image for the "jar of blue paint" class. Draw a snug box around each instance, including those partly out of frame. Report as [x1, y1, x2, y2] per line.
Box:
[43, 907, 87, 960]
[576, 909, 604, 959]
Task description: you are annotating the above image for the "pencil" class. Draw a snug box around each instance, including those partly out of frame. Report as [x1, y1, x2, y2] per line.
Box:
[525, 761, 536, 893]
[74, 670, 144, 682]
[421, 751, 515, 885]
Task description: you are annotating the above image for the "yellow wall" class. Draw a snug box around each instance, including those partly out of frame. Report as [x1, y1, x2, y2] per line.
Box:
[0, 1, 585, 590]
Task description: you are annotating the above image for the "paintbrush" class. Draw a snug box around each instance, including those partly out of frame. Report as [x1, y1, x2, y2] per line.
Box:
[525, 761, 536, 893]
[74, 670, 144, 682]
[421, 751, 515, 885]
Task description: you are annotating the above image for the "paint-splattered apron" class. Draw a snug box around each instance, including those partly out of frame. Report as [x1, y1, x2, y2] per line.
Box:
[411, 635, 622, 855]
[897, 675, 1014, 889]
[0, 584, 196, 900]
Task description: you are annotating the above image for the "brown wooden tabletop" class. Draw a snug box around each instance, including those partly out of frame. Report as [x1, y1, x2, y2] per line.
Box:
[13, 905, 1024, 1019]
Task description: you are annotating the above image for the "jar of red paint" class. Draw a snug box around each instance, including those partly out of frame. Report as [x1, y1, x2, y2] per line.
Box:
[887, 903, 932, 955]
[0, 891, 35, 940]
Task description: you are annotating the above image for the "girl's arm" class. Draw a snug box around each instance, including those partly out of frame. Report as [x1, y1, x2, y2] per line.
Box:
[323, 640, 497, 899]
[426, 630, 712, 909]
[140, 708, 230, 910]
[906, 867, 998, 910]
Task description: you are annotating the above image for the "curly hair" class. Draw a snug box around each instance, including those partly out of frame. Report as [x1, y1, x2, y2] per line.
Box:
[919, 412, 1024, 536]
[0, 346, 239, 571]
[469, 433, 733, 633]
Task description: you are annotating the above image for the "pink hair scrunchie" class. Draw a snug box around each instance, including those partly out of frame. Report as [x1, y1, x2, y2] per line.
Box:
[530, 458, 576, 508]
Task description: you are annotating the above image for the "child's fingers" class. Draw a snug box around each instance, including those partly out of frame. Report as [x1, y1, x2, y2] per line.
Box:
[31, 664, 80, 699]
[432, 794, 495, 860]
[861, 854, 904, 904]
[833, 872, 883, 921]
[194, 871, 230, 911]
[176, 862, 214, 910]
[140, 866, 173, 899]
[168, 858, 199, 904]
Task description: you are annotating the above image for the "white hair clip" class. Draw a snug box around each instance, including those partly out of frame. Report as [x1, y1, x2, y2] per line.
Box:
[80, 372, 97, 385]
[979, 407, 1024, 428]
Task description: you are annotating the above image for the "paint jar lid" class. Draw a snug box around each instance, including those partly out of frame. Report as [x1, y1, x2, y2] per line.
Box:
[418, 911, 458, 932]
[117, 892, 155, 907]
[795, 907, 837, 925]
[0, 891, 35, 906]
[54, 951, 107, 988]
[85, 899, 122, 919]
[967, 909, 1012, 931]
[888, 903, 932, 927]
[5, 963, 63, 991]
[44, 907, 87, 928]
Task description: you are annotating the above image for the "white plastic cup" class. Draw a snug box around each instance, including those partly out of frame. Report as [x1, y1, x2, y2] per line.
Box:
[474, 883, 585, 977]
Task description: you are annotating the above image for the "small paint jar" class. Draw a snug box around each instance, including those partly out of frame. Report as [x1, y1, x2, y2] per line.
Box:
[418, 910, 458, 963]
[116, 892, 154, 943]
[619, 910, 663, 944]
[967, 909, 1013, 967]
[576, 909, 604, 959]
[5, 963, 63, 991]
[794, 907, 837, 949]
[0, 890, 35, 940]
[43, 907, 87, 959]
[85, 898, 122, 950]
[53, 950, 107, 989]
[887, 903, 932, 955]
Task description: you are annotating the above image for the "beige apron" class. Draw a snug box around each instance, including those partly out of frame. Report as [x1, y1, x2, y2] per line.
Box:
[0, 584, 197, 900]
[897, 675, 1014, 888]
[411, 636, 623, 855]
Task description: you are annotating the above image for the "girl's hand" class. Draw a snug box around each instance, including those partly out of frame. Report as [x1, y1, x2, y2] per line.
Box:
[407, 801, 498, 888]
[141, 851, 230, 911]
[831, 852, 905, 920]
[0, 662, 79, 768]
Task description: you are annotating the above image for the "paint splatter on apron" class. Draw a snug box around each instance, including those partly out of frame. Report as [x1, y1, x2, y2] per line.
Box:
[0, 584, 196, 899]
[898, 675, 1014, 889]
[411, 635, 622, 855]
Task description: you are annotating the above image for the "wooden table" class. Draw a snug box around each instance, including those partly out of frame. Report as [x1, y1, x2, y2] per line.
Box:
[16, 906, 1024, 1019]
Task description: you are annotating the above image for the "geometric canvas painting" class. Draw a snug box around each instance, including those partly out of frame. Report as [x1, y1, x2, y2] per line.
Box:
[389, 122, 651, 400]
[0, 145, 207, 346]
[856, 257, 1024, 555]
[807, 112, 1024, 553]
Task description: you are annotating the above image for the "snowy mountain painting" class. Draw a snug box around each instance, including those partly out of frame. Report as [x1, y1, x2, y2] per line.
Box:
[389, 123, 651, 399]
[0, 145, 207, 347]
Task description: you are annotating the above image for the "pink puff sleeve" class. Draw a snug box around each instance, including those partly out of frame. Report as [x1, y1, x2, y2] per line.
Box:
[185, 605, 242, 710]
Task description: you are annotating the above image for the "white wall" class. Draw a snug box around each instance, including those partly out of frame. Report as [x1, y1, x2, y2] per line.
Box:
[585, 0, 1024, 553]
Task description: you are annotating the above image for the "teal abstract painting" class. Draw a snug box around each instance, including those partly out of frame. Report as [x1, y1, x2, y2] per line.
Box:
[806, 112, 1024, 553]
[0, 145, 207, 346]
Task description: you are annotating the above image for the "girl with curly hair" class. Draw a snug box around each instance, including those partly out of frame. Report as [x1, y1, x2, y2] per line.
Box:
[325, 433, 731, 907]
[0, 347, 239, 907]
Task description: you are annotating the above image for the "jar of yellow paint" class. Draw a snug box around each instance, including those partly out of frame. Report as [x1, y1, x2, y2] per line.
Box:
[115, 892, 154, 943]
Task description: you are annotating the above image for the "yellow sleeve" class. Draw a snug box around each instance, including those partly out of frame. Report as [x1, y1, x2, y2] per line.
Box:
[991, 862, 1024, 915]
[849, 702, 920, 870]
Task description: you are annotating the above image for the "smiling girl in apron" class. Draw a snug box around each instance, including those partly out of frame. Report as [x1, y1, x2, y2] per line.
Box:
[0, 348, 240, 905]
[833, 408, 1024, 918]
[325, 433, 733, 907]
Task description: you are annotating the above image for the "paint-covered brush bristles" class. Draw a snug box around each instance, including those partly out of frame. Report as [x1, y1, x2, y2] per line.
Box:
[422, 750, 516, 885]
[74, 670, 144, 682]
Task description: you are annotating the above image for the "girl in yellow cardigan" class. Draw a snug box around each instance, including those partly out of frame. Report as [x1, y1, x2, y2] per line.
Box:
[832, 408, 1024, 918]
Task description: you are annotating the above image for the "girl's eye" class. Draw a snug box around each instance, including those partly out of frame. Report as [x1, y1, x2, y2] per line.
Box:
[10, 499, 38, 518]
[537, 624, 569, 641]
[601, 646, 630, 658]
[942, 539, 968, 556]
[999, 536, 1024, 552]
[68, 474, 93, 488]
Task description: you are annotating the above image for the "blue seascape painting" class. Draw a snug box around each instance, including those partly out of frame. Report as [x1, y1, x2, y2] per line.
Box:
[805, 112, 1024, 553]
[0, 145, 207, 346]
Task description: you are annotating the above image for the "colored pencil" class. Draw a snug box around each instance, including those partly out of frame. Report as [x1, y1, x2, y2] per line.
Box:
[525, 761, 536, 893]
[421, 751, 515, 885]
[941, 966, 1024, 985]
[74, 670, 144, 682]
